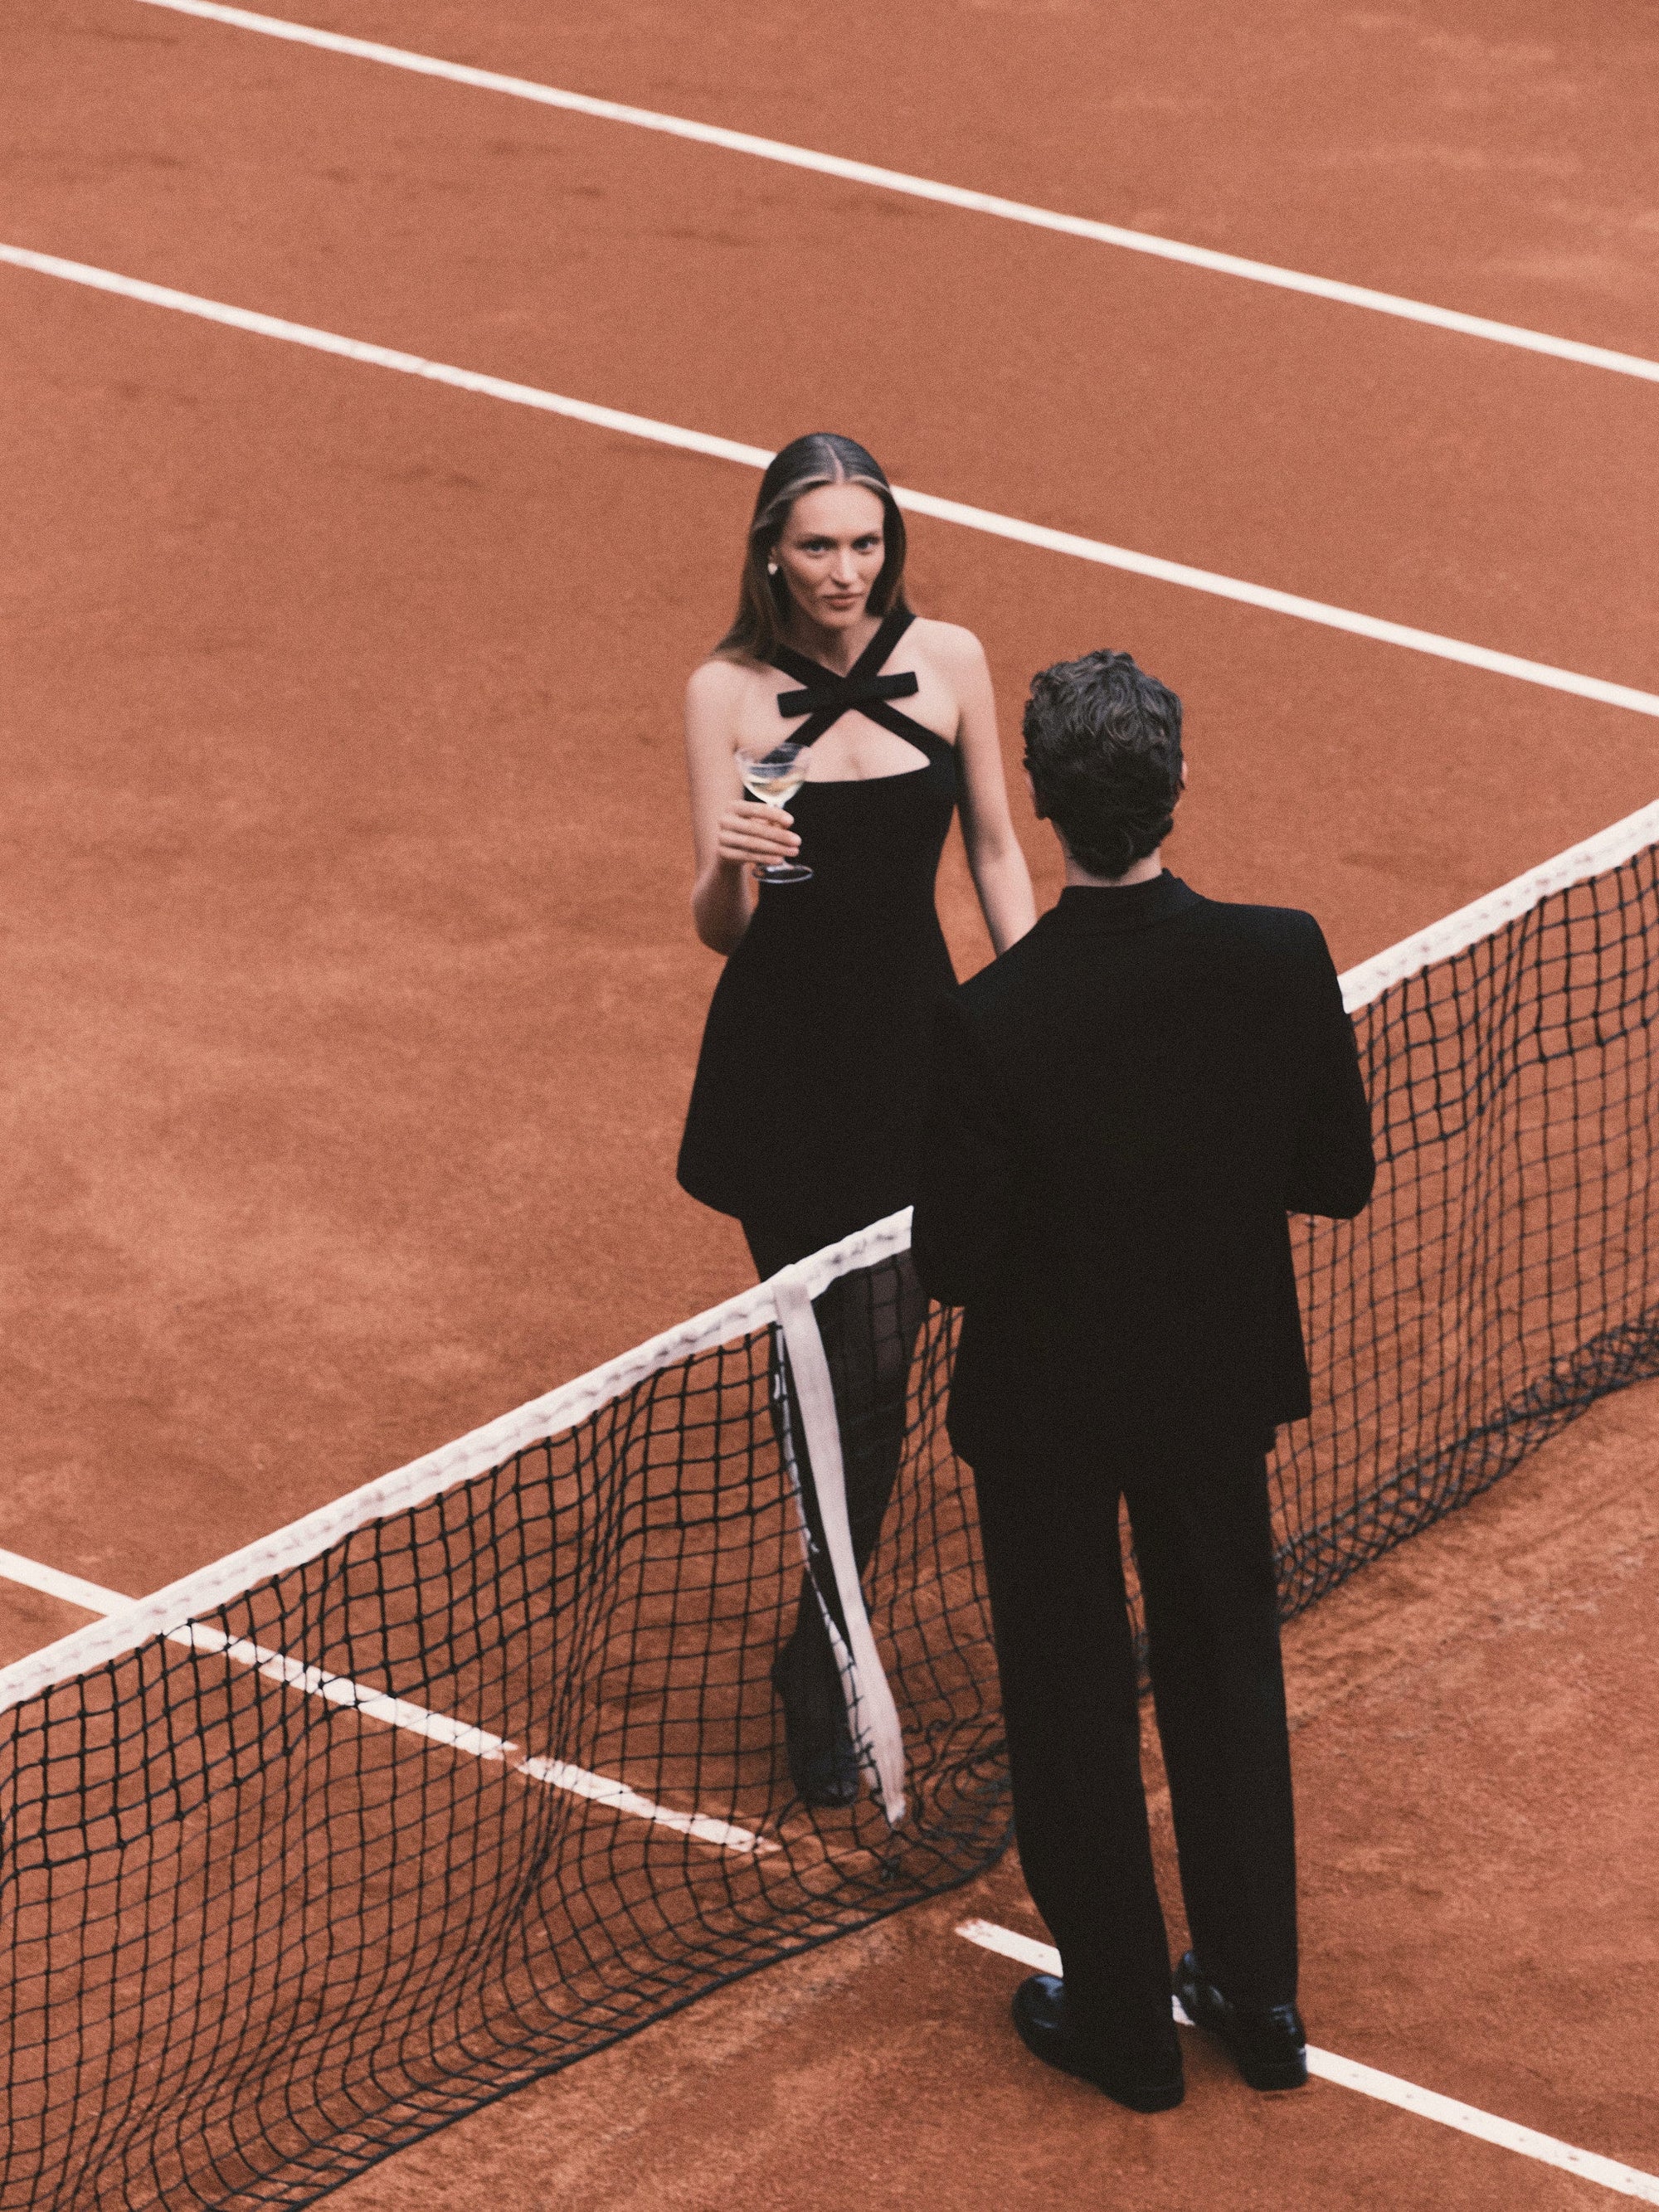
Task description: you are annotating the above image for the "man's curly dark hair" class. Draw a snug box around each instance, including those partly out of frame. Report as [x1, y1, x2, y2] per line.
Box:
[1022, 649, 1184, 880]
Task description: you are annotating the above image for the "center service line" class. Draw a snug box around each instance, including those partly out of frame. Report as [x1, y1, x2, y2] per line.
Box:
[129, 0, 1659, 388]
[957, 1923, 1659, 2202]
[6, 242, 1658, 722]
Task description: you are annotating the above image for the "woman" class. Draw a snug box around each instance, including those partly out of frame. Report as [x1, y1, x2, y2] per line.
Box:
[678, 431, 1035, 1806]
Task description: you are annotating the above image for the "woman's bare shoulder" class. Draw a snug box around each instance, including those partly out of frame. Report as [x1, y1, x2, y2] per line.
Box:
[687, 649, 779, 706]
[688, 653, 750, 700]
[686, 654, 769, 735]
[908, 615, 988, 671]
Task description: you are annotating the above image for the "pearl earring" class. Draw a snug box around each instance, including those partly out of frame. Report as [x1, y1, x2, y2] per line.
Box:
[766, 560, 779, 576]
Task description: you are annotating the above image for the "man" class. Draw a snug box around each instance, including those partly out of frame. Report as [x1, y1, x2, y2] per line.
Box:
[912, 649, 1374, 2112]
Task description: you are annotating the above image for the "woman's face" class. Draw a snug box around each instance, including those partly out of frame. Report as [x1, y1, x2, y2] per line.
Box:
[772, 484, 887, 633]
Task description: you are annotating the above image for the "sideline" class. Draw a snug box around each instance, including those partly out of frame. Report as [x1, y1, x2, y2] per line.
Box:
[957, 1922, 1659, 2203]
[0, 1543, 777, 1857]
[129, 0, 1659, 389]
[5, 241, 1658, 722]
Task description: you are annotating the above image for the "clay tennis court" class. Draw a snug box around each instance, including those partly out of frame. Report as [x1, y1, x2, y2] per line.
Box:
[2, 0, 1657, 2204]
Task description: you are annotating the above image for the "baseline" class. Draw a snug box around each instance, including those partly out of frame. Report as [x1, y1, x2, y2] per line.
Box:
[129, 0, 1659, 387]
[956, 1922, 1659, 2204]
[5, 243, 1657, 722]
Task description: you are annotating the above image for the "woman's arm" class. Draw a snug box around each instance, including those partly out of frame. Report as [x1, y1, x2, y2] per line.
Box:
[685, 660, 803, 954]
[942, 629, 1038, 955]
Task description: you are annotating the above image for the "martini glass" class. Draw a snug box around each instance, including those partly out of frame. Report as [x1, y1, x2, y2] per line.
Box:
[737, 741, 813, 883]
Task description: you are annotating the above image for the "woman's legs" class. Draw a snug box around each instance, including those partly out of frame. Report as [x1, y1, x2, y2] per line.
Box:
[745, 1224, 926, 1803]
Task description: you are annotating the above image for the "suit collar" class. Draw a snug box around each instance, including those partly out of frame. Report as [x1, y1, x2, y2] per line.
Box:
[1047, 873, 1201, 934]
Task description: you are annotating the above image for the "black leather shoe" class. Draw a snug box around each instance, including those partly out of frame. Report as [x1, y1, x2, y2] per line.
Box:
[1173, 1952, 1308, 2090]
[771, 1653, 860, 1807]
[1012, 1975, 1185, 2112]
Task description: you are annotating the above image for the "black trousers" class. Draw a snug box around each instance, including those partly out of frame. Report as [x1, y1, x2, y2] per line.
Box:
[971, 1438, 1297, 2052]
[745, 1222, 925, 1745]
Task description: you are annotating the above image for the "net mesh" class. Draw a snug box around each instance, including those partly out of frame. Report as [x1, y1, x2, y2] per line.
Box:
[0, 1265, 999, 2210]
[0, 822, 1654, 2208]
[1271, 829, 1658, 1621]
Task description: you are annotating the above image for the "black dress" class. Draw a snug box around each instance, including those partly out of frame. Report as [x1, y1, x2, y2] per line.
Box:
[677, 605, 959, 1805]
[677, 605, 960, 1255]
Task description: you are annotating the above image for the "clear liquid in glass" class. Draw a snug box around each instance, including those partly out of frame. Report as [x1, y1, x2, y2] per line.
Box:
[737, 745, 813, 882]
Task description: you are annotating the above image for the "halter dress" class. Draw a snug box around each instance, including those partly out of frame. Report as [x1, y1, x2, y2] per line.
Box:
[677, 606, 960, 1257]
[679, 605, 958, 1804]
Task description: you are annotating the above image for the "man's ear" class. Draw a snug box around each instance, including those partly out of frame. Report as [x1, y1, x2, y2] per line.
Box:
[1024, 766, 1047, 821]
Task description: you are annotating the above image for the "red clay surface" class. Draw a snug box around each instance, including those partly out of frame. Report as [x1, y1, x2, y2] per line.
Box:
[328, 1384, 1659, 2210]
[2, 0, 1657, 2202]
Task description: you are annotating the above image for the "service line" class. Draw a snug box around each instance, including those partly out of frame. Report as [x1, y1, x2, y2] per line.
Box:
[957, 1922, 1659, 2203]
[0, 1544, 776, 1857]
[5, 242, 1658, 722]
[129, 0, 1659, 387]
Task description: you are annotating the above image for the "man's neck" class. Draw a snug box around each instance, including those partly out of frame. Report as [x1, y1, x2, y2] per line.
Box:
[1063, 848, 1163, 890]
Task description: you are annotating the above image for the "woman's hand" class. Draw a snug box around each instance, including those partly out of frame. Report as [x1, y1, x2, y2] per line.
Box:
[685, 660, 807, 953]
[714, 800, 801, 871]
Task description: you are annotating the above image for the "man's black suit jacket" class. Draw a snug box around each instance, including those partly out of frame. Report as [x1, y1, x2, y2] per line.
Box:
[910, 873, 1375, 1468]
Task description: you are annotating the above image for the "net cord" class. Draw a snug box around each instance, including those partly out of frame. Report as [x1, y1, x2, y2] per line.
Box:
[772, 1266, 909, 1824]
[0, 1210, 916, 1719]
[2, 800, 1653, 1720]
[1340, 798, 1659, 1013]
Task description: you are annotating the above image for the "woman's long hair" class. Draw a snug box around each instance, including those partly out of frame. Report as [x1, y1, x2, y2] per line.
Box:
[717, 432, 910, 662]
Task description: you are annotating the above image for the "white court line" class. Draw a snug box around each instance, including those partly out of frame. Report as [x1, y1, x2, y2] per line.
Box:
[130, 0, 1659, 389]
[0, 1209, 912, 1714]
[6, 242, 1659, 722]
[956, 1921, 1659, 2202]
[0, 1546, 132, 1620]
[514, 1756, 773, 1855]
[0, 1543, 776, 1857]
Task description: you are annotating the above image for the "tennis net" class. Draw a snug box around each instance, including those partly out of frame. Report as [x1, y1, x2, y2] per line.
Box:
[0, 800, 1654, 2208]
[1278, 798, 1659, 1614]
